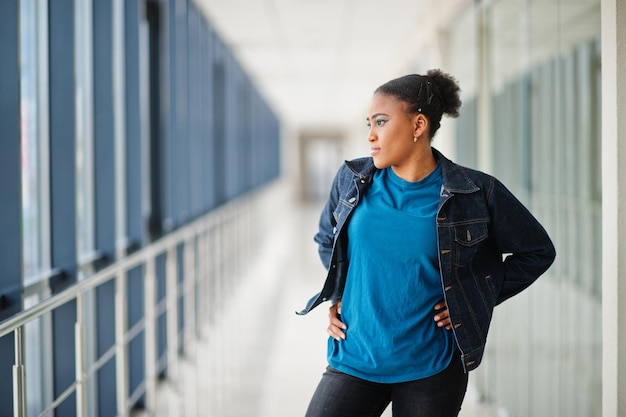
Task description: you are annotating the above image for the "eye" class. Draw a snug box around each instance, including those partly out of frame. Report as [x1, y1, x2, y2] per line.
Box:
[366, 117, 389, 128]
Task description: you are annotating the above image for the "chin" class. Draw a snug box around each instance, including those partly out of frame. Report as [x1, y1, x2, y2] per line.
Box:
[372, 159, 388, 169]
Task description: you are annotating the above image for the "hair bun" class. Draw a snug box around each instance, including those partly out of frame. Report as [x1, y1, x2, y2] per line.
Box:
[426, 69, 461, 118]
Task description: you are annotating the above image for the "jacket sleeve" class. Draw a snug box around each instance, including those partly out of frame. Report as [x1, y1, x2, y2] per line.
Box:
[313, 165, 344, 270]
[487, 177, 556, 304]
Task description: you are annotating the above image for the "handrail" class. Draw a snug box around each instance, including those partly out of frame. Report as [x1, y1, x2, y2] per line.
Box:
[0, 180, 281, 417]
[0, 192, 246, 339]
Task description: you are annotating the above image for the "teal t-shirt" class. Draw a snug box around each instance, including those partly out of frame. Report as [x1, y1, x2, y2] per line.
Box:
[327, 164, 455, 383]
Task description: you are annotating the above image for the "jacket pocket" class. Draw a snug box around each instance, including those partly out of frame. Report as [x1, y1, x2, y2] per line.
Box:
[453, 222, 488, 267]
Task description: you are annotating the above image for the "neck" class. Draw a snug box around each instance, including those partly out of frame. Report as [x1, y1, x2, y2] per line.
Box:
[391, 147, 437, 182]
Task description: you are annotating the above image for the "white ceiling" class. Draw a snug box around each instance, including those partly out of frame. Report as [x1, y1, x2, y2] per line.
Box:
[196, 0, 432, 132]
[195, 0, 601, 134]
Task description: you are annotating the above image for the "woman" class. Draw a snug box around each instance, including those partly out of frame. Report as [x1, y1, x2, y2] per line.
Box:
[297, 69, 556, 417]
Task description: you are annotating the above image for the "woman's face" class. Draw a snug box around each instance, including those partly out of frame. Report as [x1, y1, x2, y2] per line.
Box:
[366, 93, 419, 169]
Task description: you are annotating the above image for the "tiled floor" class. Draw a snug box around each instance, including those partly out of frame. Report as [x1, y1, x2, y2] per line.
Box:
[139, 202, 499, 417]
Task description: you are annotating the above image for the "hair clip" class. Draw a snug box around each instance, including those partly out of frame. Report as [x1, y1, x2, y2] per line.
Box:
[426, 81, 434, 105]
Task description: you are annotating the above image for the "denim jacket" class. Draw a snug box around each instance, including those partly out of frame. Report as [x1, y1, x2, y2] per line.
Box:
[297, 148, 556, 372]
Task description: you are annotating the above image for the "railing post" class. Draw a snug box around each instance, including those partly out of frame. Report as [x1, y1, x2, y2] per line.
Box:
[198, 231, 209, 320]
[166, 246, 179, 381]
[183, 237, 198, 417]
[115, 270, 129, 417]
[184, 237, 196, 346]
[165, 246, 180, 417]
[13, 327, 26, 417]
[144, 257, 157, 414]
[75, 294, 87, 417]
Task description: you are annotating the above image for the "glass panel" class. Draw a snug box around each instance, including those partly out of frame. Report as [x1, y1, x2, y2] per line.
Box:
[475, 0, 602, 416]
[20, 0, 41, 280]
[20, 2, 55, 414]
[448, 7, 478, 167]
[75, 0, 95, 265]
[20, 2, 55, 413]
[21, 0, 51, 286]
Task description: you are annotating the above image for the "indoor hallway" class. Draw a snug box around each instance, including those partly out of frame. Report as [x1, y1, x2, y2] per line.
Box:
[137, 200, 499, 417]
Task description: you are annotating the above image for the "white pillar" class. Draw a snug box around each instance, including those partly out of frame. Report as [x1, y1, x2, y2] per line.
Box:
[601, 0, 626, 415]
[476, 6, 493, 175]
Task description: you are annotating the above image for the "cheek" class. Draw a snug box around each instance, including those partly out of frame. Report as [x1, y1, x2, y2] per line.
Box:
[384, 135, 409, 154]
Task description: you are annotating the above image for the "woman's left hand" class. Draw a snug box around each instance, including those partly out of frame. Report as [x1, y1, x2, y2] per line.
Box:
[433, 301, 453, 330]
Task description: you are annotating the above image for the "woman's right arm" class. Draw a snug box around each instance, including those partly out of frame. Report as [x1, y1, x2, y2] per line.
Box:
[313, 165, 344, 270]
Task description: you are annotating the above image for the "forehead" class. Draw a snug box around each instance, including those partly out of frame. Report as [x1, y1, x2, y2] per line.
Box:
[367, 93, 407, 115]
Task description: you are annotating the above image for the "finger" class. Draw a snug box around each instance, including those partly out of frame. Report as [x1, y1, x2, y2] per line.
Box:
[437, 317, 451, 326]
[327, 324, 346, 340]
[433, 310, 449, 322]
[329, 313, 346, 329]
[328, 303, 347, 340]
[433, 301, 447, 311]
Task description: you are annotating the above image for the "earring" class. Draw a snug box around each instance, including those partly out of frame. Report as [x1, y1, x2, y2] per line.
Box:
[413, 136, 418, 143]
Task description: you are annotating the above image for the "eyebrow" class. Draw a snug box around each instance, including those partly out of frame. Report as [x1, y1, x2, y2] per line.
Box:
[366, 112, 389, 121]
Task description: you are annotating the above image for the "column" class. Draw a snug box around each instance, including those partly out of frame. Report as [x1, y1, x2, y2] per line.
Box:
[601, 0, 626, 415]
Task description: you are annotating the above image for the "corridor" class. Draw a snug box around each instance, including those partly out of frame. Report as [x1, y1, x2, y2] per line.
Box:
[2, 0, 620, 415]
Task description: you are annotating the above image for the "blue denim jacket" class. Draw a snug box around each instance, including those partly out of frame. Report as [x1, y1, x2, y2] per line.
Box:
[297, 148, 556, 372]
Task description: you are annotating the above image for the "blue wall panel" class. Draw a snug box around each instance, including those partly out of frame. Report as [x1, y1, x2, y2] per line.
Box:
[188, 4, 204, 218]
[96, 281, 117, 417]
[125, 0, 144, 247]
[212, 42, 227, 206]
[93, 3, 117, 415]
[0, 0, 22, 334]
[128, 266, 146, 408]
[49, 1, 78, 414]
[52, 303, 77, 417]
[49, 0, 77, 289]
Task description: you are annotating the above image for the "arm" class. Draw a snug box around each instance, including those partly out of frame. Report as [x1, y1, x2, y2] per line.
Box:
[313, 165, 345, 270]
[488, 178, 556, 304]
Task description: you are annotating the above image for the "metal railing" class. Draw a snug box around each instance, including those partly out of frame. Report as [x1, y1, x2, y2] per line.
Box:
[0, 182, 281, 417]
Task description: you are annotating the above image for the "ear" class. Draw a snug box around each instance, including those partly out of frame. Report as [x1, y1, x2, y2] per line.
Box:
[413, 114, 429, 138]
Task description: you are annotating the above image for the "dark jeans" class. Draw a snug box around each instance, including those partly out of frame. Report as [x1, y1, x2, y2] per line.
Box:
[304, 353, 468, 417]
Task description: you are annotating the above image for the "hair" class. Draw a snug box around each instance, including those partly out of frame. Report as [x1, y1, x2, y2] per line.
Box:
[374, 69, 461, 138]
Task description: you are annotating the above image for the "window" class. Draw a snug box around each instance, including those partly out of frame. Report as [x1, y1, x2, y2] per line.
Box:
[20, 2, 55, 414]
[75, 0, 96, 271]
[20, 0, 50, 285]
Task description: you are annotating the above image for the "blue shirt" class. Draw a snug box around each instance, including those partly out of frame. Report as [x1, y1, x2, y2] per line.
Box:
[327, 164, 455, 382]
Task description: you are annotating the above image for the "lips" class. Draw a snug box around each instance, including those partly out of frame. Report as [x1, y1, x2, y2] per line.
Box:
[370, 147, 380, 156]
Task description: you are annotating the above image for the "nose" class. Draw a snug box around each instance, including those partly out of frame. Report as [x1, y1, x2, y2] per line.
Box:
[368, 130, 376, 142]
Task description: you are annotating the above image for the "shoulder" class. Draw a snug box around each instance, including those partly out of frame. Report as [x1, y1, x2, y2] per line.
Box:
[344, 156, 376, 176]
[325, 157, 378, 201]
[433, 149, 522, 206]
[456, 163, 496, 187]
[330, 157, 377, 184]
[433, 148, 495, 193]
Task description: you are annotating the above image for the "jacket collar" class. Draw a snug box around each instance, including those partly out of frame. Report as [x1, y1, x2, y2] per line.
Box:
[432, 148, 480, 194]
[345, 147, 480, 194]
